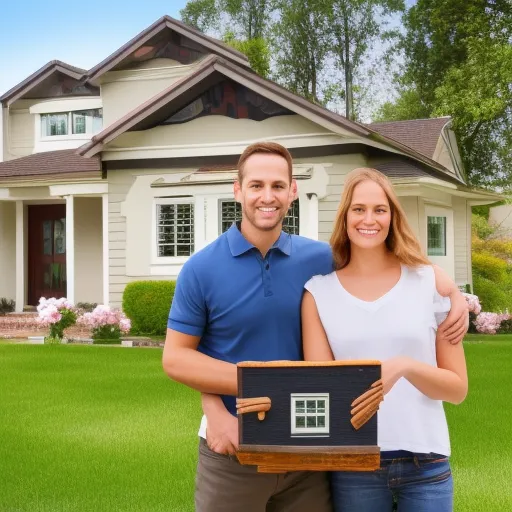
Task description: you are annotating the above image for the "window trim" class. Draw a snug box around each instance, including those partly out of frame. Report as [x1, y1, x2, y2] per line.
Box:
[39, 108, 103, 140]
[152, 197, 195, 264]
[290, 393, 330, 436]
[427, 215, 447, 256]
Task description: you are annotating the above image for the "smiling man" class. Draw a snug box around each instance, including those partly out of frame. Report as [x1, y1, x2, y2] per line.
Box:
[162, 142, 468, 512]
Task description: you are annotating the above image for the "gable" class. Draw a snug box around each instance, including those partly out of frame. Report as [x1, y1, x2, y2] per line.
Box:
[87, 16, 250, 83]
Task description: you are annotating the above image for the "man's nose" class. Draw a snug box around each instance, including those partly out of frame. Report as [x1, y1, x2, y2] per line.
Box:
[262, 187, 274, 202]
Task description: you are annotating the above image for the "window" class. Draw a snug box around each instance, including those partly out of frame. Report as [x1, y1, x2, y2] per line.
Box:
[156, 203, 194, 257]
[219, 199, 300, 235]
[291, 394, 329, 435]
[41, 109, 103, 137]
[427, 216, 446, 256]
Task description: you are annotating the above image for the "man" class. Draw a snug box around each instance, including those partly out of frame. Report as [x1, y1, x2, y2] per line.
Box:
[162, 142, 468, 512]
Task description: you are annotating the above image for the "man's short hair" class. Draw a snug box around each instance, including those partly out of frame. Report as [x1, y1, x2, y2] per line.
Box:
[237, 142, 293, 183]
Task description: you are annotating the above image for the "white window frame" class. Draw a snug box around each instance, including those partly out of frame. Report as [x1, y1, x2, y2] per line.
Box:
[290, 393, 330, 435]
[427, 215, 447, 256]
[152, 197, 195, 265]
[39, 109, 103, 140]
[424, 204, 454, 279]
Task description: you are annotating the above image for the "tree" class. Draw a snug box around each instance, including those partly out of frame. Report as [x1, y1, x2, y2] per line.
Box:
[180, 0, 220, 32]
[376, 0, 512, 188]
[272, 0, 331, 103]
[326, 0, 404, 120]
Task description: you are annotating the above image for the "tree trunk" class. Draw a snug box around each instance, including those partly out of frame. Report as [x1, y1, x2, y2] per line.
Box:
[343, 13, 354, 120]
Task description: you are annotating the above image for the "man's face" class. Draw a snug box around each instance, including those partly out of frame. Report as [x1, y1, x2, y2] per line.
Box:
[234, 153, 296, 232]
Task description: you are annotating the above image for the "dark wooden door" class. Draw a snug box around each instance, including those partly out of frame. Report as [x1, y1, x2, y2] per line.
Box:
[28, 205, 67, 305]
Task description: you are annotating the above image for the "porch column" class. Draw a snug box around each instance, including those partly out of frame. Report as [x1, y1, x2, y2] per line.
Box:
[102, 194, 109, 306]
[15, 201, 25, 312]
[65, 195, 75, 304]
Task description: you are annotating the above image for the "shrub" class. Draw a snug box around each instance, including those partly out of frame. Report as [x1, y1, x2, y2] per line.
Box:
[77, 305, 131, 343]
[472, 214, 495, 239]
[0, 298, 15, 315]
[473, 275, 511, 313]
[497, 318, 512, 334]
[472, 252, 508, 283]
[37, 297, 77, 342]
[122, 281, 176, 335]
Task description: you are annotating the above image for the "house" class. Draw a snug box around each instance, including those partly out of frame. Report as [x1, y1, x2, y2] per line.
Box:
[0, 15, 502, 312]
[236, 360, 381, 472]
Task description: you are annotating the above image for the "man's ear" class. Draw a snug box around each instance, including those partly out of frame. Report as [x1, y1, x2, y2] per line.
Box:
[234, 180, 241, 202]
[290, 179, 298, 201]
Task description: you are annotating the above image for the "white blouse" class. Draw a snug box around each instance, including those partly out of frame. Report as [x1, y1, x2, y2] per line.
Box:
[305, 265, 452, 455]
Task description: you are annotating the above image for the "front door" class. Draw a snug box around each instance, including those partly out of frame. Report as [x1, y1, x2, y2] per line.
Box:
[28, 205, 67, 305]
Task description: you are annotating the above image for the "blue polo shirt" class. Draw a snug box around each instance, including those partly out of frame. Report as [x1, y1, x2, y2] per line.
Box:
[168, 224, 333, 414]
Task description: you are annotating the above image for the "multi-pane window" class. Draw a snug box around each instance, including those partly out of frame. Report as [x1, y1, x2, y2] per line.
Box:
[219, 199, 300, 235]
[291, 394, 329, 435]
[41, 109, 103, 137]
[156, 203, 194, 257]
[427, 216, 447, 256]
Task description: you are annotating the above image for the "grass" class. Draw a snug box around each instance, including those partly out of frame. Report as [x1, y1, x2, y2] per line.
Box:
[0, 344, 201, 512]
[1, 336, 511, 511]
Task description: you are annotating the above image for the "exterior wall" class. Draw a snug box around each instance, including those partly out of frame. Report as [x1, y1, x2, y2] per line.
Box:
[111, 115, 331, 150]
[100, 62, 195, 127]
[74, 197, 103, 303]
[303, 154, 368, 243]
[0, 202, 17, 301]
[7, 105, 34, 159]
[452, 197, 471, 287]
[432, 137, 455, 174]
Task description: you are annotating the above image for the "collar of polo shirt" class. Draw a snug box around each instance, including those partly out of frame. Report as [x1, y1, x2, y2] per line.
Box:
[227, 223, 292, 257]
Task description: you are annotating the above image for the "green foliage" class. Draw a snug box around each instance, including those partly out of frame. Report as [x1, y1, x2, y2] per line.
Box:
[472, 252, 508, 283]
[122, 281, 176, 335]
[0, 298, 15, 316]
[472, 275, 512, 313]
[223, 32, 270, 77]
[497, 318, 512, 335]
[48, 309, 77, 340]
[377, 0, 512, 188]
[472, 214, 495, 240]
[180, 0, 220, 32]
[92, 325, 122, 343]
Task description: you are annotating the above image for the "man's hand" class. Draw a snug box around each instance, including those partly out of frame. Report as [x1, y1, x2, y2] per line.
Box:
[206, 411, 239, 456]
[438, 291, 469, 345]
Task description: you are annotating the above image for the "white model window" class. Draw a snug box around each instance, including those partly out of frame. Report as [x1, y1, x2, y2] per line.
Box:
[291, 393, 329, 435]
[219, 199, 300, 235]
[427, 216, 447, 256]
[156, 202, 195, 257]
[41, 109, 103, 137]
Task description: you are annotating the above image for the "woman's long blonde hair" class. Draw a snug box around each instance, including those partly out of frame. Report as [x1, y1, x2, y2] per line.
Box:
[330, 167, 430, 270]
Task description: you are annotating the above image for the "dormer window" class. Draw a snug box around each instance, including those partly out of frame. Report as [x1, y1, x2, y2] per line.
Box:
[41, 109, 103, 137]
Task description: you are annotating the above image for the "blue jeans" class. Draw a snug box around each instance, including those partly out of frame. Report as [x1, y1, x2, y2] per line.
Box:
[331, 451, 453, 512]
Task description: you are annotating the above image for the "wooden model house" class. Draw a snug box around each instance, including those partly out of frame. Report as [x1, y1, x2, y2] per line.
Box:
[236, 361, 383, 473]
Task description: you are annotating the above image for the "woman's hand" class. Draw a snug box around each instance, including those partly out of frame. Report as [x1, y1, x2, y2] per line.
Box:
[381, 356, 412, 394]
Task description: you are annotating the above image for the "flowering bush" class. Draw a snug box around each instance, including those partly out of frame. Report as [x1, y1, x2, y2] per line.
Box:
[78, 305, 131, 343]
[463, 292, 510, 335]
[37, 297, 77, 342]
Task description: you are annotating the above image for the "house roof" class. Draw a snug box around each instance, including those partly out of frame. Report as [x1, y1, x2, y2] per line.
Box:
[76, 55, 461, 185]
[0, 150, 101, 179]
[0, 61, 89, 106]
[369, 118, 451, 159]
[87, 15, 250, 82]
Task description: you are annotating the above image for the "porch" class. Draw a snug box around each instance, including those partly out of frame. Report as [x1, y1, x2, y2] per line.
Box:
[0, 186, 108, 312]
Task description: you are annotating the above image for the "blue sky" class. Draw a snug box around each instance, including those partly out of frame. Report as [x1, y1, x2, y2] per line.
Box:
[0, 0, 189, 96]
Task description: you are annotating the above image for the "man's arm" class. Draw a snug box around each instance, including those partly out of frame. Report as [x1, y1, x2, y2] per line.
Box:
[202, 393, 239, 455]
[162, 328, 238, 395]
[432, 264, 469, 344]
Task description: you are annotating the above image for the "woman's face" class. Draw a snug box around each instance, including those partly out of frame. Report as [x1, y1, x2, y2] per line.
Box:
[346, 180, 392, 250]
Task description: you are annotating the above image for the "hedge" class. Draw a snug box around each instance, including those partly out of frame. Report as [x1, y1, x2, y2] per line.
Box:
[122, 281, 176, 335]
[472, 275, 511, 313]
[472, 252, 508, 283]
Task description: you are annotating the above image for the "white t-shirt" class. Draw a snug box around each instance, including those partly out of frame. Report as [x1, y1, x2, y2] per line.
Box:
[305, 264, 452, 456]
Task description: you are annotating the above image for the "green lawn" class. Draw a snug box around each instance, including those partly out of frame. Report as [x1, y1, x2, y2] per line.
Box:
[1, 337, 511, 511]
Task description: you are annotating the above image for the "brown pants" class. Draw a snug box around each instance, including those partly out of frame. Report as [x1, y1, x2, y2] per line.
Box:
[195, 438, 332, 512]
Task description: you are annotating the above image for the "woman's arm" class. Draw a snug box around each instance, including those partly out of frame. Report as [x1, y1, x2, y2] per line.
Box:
[382, 337, 468, 405]
[301, 290, 335, 361]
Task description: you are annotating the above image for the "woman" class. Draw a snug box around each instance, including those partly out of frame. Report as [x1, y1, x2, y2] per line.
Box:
[302, 167, 468, 512]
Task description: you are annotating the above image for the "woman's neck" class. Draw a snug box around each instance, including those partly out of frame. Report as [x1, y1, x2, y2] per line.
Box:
[344, 244, 399, 275]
